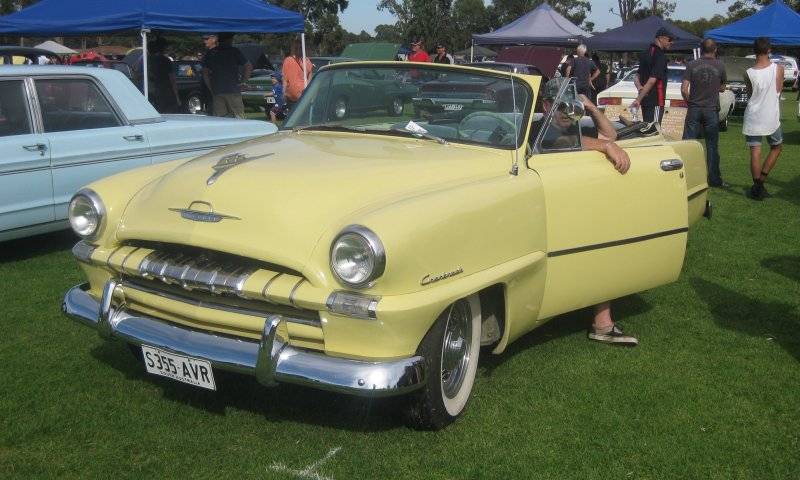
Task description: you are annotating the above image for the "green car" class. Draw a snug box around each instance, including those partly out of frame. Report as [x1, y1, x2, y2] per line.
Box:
[241, 73, 275, 112]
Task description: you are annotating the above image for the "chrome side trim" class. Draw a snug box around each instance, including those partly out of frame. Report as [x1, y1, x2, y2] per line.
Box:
[63, 283, 426, 397]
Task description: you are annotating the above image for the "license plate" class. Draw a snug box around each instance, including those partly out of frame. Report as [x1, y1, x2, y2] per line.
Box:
[141, 345, 216, 390]
[443, 103, 463, 111]
[266, 97, 276, 104]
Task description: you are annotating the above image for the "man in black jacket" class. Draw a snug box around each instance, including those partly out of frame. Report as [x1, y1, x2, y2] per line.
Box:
[630, 27, 673, 124]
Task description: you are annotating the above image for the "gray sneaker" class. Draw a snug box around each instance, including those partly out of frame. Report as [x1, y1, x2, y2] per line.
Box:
[588, 324, 638, 346]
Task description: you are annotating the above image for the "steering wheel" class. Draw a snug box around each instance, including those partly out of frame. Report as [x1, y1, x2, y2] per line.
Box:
[456, 111, 519, 145]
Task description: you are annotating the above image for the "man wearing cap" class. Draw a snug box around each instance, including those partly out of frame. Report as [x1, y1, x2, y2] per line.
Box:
[202, 32, 252, 118]
[630, 27, 673, 124]
[432, 44, 452, 64]
[199, 34, 217, 113]
[408, 38, 430, 63]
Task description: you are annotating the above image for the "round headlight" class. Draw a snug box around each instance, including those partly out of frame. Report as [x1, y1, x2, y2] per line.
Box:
[330, 225, 385, 288]
[68, 189, 105, 239]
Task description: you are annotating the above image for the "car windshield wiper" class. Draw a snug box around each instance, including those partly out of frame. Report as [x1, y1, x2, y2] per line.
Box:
[389, 123, 449, 145]
[292, 124, 366, 133]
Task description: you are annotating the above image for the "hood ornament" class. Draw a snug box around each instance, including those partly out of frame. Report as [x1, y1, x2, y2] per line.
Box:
[207, 151, 273, 185]
[169, 201, 240, 223]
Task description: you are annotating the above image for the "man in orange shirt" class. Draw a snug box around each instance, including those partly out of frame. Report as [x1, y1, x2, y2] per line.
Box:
[281, 38, 313, 111]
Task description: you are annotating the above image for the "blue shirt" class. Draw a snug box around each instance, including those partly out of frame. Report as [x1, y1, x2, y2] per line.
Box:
[272, 83, 285, 107]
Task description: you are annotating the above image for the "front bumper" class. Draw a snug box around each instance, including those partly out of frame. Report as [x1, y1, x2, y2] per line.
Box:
[63, 281, 426, 397]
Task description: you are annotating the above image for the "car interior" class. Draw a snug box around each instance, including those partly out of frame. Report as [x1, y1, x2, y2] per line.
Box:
[34, 79, 120, 132]
[0, 81, 32, 137]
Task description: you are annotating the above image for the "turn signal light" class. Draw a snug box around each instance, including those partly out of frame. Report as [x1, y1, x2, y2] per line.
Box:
[598, 97, 621, 106]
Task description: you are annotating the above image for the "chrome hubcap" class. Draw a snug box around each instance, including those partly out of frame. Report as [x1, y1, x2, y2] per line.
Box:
[335, 100, 347, 118]
[441, 299, 472, 399]
[392, 98, 403, 114]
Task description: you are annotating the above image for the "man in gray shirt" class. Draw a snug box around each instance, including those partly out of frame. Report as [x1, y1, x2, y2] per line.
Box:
[565, 44, 599, 100]
[682, 38, 727, 187]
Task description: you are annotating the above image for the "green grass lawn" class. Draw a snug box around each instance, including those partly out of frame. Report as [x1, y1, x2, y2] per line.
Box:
[1, 100, 799, 479]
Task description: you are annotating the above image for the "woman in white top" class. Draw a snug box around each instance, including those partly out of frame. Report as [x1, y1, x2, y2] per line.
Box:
[743, 37, 784, 200]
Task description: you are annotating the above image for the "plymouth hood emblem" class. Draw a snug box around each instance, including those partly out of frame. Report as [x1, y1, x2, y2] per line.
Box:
[207, 151, 273, 185]
[169, 201, 240, 223]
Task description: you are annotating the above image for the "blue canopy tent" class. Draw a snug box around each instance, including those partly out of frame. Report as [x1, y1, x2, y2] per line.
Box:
[706, 0, 800, 45]
[0, 0, 305, 96]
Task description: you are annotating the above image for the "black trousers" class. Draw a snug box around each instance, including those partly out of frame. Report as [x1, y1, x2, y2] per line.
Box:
[642, 105, 664, 124]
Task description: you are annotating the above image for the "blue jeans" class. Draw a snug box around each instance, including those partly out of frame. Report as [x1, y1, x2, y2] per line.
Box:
[683, 107, 722, 186]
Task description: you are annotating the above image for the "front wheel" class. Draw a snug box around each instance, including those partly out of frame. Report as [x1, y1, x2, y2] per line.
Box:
[405, 293, 482, 430]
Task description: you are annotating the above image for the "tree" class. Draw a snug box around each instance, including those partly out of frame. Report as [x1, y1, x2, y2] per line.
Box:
[451, 0, 491, 50]
[717, 0, 800, 20]
[671, 14, 728, 37]
[488, 0, 592, 30]
[374, 23, 403, 43]
[1, 0, 36, 15]
[611, 0, 676, 24]
[378, 0, 453, 48]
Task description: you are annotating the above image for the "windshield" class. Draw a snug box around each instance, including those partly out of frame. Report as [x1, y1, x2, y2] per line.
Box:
[283, 64, 533, 149]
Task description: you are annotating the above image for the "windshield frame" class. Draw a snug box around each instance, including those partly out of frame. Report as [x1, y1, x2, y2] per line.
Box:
[281, 61, 536, 151]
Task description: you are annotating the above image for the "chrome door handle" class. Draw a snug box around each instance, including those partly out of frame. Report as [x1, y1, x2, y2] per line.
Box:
[660, 159, 683, 171]
[23, 143, 47, 156]
[123, 134, 144, 141]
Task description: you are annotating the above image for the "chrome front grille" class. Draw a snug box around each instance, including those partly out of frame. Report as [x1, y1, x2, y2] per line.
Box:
[139, 250, 255, 296]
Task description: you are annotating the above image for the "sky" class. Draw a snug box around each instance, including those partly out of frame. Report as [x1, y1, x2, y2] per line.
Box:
[339, 1, 731, 36]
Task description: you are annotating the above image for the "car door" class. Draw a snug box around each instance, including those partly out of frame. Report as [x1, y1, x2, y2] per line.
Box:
[32, 76, 151, 220]
[0, 77, 54, 235]
[530, 80, 688, 320]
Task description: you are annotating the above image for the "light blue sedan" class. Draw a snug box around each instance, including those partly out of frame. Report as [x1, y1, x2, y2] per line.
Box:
[0, 66, 276, 242]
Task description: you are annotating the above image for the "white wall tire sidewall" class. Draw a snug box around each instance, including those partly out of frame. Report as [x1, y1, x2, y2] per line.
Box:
[440, 294, 481, 417]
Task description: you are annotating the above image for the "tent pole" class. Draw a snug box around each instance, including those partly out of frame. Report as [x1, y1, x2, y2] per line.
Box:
[301, 33, 308, 87]
[141, 29, 150, 99]
[470, 40, 474, 62]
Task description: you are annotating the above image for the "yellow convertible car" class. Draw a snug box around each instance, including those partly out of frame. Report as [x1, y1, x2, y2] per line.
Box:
[63, 62, 709, 429]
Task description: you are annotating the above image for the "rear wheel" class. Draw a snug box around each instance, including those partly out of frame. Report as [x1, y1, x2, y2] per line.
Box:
[405, 294, 481, 430]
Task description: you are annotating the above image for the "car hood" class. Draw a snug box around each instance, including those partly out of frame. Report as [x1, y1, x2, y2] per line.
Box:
[116, 131, 509, 273]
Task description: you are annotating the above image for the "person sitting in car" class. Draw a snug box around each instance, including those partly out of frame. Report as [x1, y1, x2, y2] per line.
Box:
[532, 78, 637, 346]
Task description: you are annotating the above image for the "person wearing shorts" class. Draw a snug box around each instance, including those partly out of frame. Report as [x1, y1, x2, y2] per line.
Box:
[743, 37, 784, 200]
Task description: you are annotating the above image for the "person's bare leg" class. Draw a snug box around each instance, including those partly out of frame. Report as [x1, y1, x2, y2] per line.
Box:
[760, 144, 782, 180]
[270, 111, 277, 123]
[588, 301, 637, 345]
[749, 144, 762, 180]
[593, 302, 613, 331]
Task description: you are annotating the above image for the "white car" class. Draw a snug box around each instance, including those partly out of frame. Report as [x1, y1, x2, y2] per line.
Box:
[597, 65, 736, 130]
[746, 54, 798, 88]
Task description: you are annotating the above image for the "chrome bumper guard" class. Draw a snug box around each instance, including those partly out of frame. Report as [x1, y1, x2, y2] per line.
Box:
[63, 281, 426, 397]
